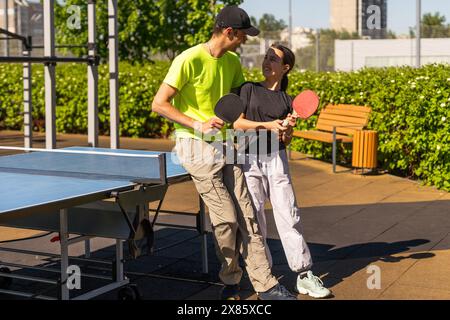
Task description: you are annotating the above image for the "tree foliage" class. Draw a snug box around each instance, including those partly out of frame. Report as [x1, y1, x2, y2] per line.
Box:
[252, 13, 287, 39]
[421, 12, 450, 38]
[53, 0, 242, 62]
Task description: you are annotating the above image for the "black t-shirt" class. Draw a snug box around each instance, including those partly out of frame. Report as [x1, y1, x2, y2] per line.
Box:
[238, 82, 293, 155]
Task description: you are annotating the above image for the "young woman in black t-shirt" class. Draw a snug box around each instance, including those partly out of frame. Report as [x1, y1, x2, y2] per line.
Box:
[234, 44, 331, 299]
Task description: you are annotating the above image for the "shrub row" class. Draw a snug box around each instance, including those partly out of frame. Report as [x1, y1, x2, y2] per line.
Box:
[0, 61, 172, 138]
[1, 62, 449, 190]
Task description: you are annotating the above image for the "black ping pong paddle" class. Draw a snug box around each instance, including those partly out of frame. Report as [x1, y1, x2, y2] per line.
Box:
[214, 93, 245, 123]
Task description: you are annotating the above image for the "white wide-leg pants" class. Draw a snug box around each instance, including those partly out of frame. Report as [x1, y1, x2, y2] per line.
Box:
[243, 150, 313, 273]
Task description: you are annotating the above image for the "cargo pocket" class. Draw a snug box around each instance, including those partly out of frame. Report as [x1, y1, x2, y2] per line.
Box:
[192, 176, 225, 210]
[193, 176, 215, 195]
[193, 175, 237, 227]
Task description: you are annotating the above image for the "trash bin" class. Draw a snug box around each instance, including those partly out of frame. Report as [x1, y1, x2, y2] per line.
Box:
[352, 130, 378, 173]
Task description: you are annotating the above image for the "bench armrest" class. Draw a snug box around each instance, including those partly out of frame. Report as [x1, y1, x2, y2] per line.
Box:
[332, 125, 366, 130]
[332, 125, 367, 140]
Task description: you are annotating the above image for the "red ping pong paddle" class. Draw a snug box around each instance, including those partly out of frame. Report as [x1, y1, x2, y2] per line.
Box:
[282, 90, 319, 126]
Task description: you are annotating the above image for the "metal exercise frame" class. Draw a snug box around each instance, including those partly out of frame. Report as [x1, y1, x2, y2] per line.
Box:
[0, 0, 119, 150]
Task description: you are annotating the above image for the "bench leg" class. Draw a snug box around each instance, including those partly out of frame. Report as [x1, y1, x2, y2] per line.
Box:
[332, 128, 337, 173]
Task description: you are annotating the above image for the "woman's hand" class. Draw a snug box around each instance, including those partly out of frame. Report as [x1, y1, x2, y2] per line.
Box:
[279, 114, 296, 144]
[266, 119, 289, 132]
[283, 113, 298, 127]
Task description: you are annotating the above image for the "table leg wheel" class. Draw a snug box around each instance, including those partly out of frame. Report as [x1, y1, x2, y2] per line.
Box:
[118, 285, 141, 300]
[0, 267, 12, 289]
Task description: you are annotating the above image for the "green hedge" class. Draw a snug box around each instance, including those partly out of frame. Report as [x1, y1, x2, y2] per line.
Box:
[0, 61, 172, 138]
[1, 62, 449, 191]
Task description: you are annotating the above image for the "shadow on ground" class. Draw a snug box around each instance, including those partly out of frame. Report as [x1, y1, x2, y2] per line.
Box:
[0, 228, 437, 300]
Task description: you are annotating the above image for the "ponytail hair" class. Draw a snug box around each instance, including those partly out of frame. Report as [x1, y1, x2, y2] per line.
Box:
[271, 43, 295, 91]
[281, 74, 289, 92]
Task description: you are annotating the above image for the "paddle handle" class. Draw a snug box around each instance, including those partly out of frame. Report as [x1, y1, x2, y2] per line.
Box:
[282, 111, 297, 127]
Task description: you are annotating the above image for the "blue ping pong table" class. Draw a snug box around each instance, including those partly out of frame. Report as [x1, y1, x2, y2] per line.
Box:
[0, 147, 208, 300]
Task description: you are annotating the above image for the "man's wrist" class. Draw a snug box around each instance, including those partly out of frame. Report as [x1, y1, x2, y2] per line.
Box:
[193, 121, 203, 133]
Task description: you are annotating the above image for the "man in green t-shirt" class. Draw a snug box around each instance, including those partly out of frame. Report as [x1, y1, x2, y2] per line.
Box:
[152, 5, 296, 300]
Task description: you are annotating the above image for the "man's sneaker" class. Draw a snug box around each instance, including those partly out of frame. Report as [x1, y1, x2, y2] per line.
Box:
[257, 284, 297, 300]
[296, 271, 331, 298]
[221, 284, 240, 300]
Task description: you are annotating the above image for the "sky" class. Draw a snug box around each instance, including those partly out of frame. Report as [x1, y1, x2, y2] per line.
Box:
[240, 0, 450, 35]
[31, 0, 450, 35]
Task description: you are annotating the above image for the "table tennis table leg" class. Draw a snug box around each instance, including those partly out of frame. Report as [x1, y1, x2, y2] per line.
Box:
[59, 209, 70, 300]
[115, 240, 124, 282]
[199, 197, 208, 274]
[84, 239, 91, 259]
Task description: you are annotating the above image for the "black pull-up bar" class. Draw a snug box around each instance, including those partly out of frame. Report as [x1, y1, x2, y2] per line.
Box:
[31, 44, 89, 49]
[0, 55, 100, 65]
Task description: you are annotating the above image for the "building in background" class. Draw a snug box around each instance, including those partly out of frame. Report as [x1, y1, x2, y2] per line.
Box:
[330, 0, 359, 33]
[335, 38, 450, 71]
[0, 0, 43, 56]
[280, 27, 314, 52]
[330, 0, 387, 39]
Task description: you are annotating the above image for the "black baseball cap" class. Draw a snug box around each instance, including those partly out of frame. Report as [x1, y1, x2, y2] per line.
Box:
[215, 5, 260, 37]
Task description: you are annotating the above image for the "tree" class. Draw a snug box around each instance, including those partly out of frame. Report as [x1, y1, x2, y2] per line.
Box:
[155, 0, 242, 60]
[423, 12, 446, 26]
[53, 0, 242, 62]
[251, 13, 287, 39]
[421, 12, 450, 38]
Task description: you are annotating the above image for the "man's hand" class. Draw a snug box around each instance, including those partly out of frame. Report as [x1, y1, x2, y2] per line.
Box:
[194, 117, 225, 135]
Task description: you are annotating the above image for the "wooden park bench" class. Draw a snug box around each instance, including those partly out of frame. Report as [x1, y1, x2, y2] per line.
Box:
[291, 104, 372, 173]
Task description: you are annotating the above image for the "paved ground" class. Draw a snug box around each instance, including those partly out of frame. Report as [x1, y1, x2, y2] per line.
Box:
[1, 130, 449, 300]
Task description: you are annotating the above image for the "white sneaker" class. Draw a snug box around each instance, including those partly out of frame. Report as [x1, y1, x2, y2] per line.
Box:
[296, 271, 331, 298]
